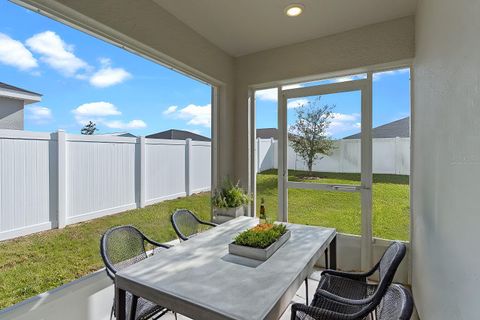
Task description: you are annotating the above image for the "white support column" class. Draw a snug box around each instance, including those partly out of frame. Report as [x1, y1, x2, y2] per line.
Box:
[185, 138, 192, 196]
[278, 87, 288, 222]
[361, 73, 373, 271]
[57, 130, 66, 228]
[211, 86, 219, 220]
[248, 89, 256, 217]
[139, 136, 146, 208]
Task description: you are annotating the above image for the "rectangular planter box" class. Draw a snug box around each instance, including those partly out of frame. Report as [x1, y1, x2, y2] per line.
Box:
[229, 230, 291, 261]
[214, 206, 245, 218]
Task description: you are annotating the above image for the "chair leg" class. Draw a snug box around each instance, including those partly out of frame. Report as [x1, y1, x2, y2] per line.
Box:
[324, 248, 329, 269]
[305, 278, 309, 305]
[151, 308, 169, 320]
[110, 303, 114, 320]
[130, 295, 138, 320]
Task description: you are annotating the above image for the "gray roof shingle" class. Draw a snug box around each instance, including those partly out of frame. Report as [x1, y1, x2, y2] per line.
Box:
[343, 117, 410, 139]
[147, 129, 210, 141]
[256, 128, 278, 139]
[0, 82, 41, 96]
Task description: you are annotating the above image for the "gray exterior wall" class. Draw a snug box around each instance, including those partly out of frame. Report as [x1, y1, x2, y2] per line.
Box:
[0, 97, 24, 130]
[413, 0, 480, 318]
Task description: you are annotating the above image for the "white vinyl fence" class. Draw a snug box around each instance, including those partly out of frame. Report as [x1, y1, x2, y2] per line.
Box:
[0, 130, 211, 241]
[256, 137, 410, 175]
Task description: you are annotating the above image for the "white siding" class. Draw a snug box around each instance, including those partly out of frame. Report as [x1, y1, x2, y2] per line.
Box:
[0, 97, 24, 130]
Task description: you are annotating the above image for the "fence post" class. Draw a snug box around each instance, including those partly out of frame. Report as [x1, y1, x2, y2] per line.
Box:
[270, 138, 275, 170]
[395, 137, 400, 175]
[185, 138, 192, 196]
[139, 136, 146, 208]
[57, 130, 66, 228]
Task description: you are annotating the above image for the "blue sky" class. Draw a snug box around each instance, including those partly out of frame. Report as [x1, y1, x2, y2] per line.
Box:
[0, 1, 409, 139]
[256, 70, 410, 139]
[0, 0, 212, 137]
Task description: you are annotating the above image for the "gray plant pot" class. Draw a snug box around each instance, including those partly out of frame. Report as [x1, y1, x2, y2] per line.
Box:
[228, 230, 291, 261]
[214, 206, 245, 218]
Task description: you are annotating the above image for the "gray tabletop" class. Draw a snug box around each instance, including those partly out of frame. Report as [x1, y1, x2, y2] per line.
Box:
[115, 217, 336, 320]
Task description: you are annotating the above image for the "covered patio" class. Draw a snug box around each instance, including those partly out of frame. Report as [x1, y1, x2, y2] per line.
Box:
[1, 0, 478, 319]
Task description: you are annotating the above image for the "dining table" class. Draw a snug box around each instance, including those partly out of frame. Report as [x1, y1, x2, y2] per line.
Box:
[115, 216, 337, 320]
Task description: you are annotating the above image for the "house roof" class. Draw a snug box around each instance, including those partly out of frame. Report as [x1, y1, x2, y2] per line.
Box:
[97, 132, 137, 138]
[146, 129, 211, 141]
[0, 82, 41, 96]
[257, 128, 278, 140]
[0, 82, 42, 105]
[343, 117, 410, 139]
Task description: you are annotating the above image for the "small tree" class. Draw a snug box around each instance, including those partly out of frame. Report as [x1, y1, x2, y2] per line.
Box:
[288, 97, 336, 175]
[81, 121, 98, 135]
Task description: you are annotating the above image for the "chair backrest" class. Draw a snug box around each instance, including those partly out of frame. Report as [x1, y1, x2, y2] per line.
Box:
[378, 242, 407, 283]
[171, 209, 201, 240]
[361, 242, 407, 306]
[377, 284, 414, 320]
[100, 225, 148, 280]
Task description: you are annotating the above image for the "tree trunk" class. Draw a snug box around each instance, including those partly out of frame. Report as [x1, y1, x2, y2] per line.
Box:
[307, 159, 313, 175]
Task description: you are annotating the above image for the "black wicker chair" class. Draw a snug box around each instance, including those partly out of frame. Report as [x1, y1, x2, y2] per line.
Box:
[377, 284, 414, 320]
[100, 225, 172, 320]
[315, 242, 407, 305]
[171, 209, 217, 241]
[291, 283, 413, 320]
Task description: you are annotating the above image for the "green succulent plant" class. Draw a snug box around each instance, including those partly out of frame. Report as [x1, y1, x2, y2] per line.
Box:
[212, 178, 251, 208]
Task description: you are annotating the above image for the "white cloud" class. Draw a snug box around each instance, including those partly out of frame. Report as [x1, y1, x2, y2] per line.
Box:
[327, 113, 361, 137]
[89, 58, 131, 88]
[178, 104, 211, 127]
[163, 105, 178, 115]
[255, 84, 302, 102]
[255, 88, 278, 101]
[0, 33, 38, 71]
[165, 103, 211, 128]
[103, 119, 147, 129]
[72, 101, 146, 130]
[72, 102, 121, 117]
[331, 74, 366, 83]
[26, 105, 52, 124]
[373, 68, 409, 81]
[26, 31, 89, 77]
[287, 98, 309, 109]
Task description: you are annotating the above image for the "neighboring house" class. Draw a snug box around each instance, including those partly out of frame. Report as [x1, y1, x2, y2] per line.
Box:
[0, 82, 42, 130]
[147, 129, 211, 141]
[343, 117, 410, 139]
[97, 132, 137, 138]
[257, 128, 278, 139]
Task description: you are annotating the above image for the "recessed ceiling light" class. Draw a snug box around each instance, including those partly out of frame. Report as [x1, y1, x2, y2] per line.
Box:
[285, 4, 304, 17]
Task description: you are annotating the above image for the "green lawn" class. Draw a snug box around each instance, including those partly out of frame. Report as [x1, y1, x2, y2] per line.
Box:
[257, 170, 410, 240]
[0, 170, 409, 309]
[0, 193, 211, 309]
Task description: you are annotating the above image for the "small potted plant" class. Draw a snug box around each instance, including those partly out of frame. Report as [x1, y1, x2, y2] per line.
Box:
[212, 178, 250, 222]
[229, 223, 290, 261]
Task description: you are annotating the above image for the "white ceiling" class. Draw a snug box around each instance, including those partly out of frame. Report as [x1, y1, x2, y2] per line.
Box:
[153, 0, 417, 57]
